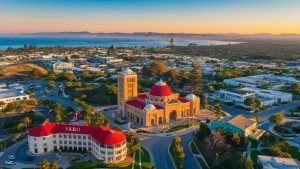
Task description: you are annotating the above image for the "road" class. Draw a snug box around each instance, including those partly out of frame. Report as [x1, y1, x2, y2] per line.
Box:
[222, 101, 300, 120]
[141, 131, 200, 169]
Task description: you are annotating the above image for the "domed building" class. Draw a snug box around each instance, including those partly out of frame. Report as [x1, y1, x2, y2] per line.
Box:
[118, 68, 200, 127]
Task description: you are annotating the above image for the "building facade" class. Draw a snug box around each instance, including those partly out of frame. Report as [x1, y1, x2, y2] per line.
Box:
[28, 121, 127, 163]
[210, 115, 265, 140]
[118, 68, 200, 127]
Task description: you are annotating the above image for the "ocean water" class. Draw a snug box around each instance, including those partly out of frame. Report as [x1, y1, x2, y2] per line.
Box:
[0, 36, 238, 50]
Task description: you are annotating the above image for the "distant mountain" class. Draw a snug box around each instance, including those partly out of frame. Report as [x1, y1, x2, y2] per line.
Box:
[2, 31, 300, 41]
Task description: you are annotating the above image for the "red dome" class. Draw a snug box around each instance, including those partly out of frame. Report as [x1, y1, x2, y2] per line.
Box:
[149, 80, 172, 96]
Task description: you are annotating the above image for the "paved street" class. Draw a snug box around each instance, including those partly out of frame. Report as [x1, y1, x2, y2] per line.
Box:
[222, 101, 300, 120]
[141, 130, 200, 169]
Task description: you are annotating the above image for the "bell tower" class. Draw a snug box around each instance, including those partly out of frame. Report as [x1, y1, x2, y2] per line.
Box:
[118, 68, 138, 115]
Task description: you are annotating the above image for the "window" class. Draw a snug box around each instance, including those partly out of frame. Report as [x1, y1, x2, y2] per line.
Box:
[53, 140, 56, 144]
[83, 136, 86, 139]
[34, 148, 38, 153]
[43, 137, 46, 140]
[59, 135, 62, 138]
[68, 135, 71, 138]
[53, 135, 56, 138]
[78, 136, 81, 139]
[64, 135, 67, 138]
[69, 141, 72, 144]
[59, 140, 62, 144]
[74, 141, 77, 145]
[73, 135, 76, 139]
[64, 141, 67, 144]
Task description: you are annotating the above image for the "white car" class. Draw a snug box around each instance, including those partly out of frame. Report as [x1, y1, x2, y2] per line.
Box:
[5, 160, 16, 165]
[55, 154, 62, 158]
[8, 155, 16, 160]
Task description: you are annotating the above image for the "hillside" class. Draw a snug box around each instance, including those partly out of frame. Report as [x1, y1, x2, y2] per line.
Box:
[0, 63, 48, 78]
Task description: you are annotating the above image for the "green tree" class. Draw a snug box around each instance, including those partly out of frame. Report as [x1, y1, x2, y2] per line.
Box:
[170, 136, 185, 169]
[196, 122, 211, 141]
[244, 98, 261, 108]
[269, 114, 284, 124]
[43, 89, 49, 95]
[87, 113, 109, 126]
[39, 159, 50, 169]
[189, 62, 203, 91]
[142, 60, 168, 78]
[30, 68, 43, 79]
[23, 116, 32, 131]
[0, 101, 5, 116]
[291, 83, 300, 94]
[50, 160, 58, 169]
[231, 133, 241, 146]
[53, 103, 68, 124]
[48, 80, 56, 89]
[207, 85, 215, 92]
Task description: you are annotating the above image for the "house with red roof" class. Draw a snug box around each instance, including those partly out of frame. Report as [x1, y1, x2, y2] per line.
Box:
[118, 68, 200, 127]
[27, 120, 127, 163]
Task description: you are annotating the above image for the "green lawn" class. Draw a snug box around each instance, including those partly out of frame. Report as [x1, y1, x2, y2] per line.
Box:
[67, 146, 152, 169]
[261, 146, 300, 160]
[190, 143, 199, 154]
[251, 150, 259, 165]
[196, 157, 209, 169]
[167, 122, 197, 133]
[287, 146, 300, 160]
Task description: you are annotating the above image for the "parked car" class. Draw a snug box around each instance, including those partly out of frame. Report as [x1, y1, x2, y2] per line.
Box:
[71, 156, 81, 162]
[8, 155, 16, 160]
[5, 160, 16, 165]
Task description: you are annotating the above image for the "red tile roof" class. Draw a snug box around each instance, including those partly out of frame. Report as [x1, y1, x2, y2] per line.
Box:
[126, 99, 162, 110]
[178, 97, 190, 103]
[137, 93, 147, 99]
[28, 122, 126, 146]
[149, 83, 172, 96]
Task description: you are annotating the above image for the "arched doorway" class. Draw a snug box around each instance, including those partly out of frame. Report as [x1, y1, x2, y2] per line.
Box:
[158, 117, 163, 124]
[151, 119, 155, 126]
[169, 110, 177, 121]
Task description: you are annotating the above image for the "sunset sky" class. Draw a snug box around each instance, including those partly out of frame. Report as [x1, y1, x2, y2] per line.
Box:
[1, 0, 300, 34]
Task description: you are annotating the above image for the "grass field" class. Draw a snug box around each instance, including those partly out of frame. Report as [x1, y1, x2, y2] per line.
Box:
[67, 147, 152, 169]
[0, 63, 47, 78]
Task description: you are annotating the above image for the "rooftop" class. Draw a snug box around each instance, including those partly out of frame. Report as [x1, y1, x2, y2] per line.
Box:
[258, 155, 300, 169]
[28, 121, 126, 146]
[222, 114, 256, 130]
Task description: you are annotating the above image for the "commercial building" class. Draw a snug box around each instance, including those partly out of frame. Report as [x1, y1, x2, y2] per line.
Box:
[118, 68, 200, 127]
[240, 88, 292, 104]
[28, 121, 127, 163]
[257, 155, 300, 169]
[215, 87, 292, 107]
[50, 62, 74, 73]
[0, 89, 29, 109]
[210, 115, 265, 140]
[224, 74, 300, 89]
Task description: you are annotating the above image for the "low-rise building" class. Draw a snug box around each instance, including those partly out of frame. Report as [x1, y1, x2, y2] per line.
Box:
[257, 155, 300, 169]
[51, 62, 74, 73]
[28, 121, 127, 163]
[0, 89, 30, 108]
[210, 115, 265, 140]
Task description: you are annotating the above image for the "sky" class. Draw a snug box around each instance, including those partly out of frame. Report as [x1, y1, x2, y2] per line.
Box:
[0, 0, 300, 34]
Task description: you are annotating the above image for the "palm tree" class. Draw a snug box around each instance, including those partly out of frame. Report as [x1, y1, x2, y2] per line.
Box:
[39, 159, 50, 169]
[0, 101, 6, 117]
[23, 116, 32, 131]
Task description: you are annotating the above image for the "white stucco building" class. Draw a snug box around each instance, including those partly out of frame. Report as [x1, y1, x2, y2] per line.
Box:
[28, 121, 127, 163]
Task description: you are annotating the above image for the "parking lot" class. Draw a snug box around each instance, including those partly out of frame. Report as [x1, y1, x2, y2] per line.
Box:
[0, 138, 91, 169]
